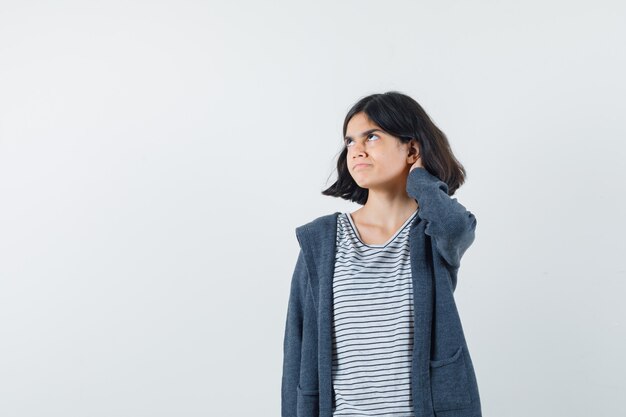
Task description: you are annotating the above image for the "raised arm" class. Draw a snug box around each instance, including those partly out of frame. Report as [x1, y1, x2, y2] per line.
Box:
[281, 249, 307, 417]
[406, 167, 477, 270]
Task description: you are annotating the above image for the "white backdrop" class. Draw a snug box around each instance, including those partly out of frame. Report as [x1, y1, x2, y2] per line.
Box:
[1, 1, 625, 416]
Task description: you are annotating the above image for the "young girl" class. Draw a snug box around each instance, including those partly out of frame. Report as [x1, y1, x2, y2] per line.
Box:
[282, 91, 483, 417]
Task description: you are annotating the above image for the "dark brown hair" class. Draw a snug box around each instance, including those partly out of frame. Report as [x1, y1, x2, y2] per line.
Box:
[321, 91, 468, 204]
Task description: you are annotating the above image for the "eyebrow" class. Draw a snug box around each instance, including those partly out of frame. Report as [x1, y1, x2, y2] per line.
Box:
[344, 128, 384, 141]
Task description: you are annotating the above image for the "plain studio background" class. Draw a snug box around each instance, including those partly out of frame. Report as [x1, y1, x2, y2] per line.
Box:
[0, 1, 624, 416]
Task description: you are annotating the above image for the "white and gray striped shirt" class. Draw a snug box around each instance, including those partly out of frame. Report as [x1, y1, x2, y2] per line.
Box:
[331, 209, 418, 417]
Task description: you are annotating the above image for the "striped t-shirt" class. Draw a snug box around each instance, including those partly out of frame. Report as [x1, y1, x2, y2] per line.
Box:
[331, 209, 419, 417]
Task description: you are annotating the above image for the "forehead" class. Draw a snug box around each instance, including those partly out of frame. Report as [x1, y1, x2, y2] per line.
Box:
[347, 112, 378, 130]
[345, 113, 384, 138]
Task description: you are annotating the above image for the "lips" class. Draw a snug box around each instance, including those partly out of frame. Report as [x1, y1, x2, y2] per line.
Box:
[353, 163, 371, 169]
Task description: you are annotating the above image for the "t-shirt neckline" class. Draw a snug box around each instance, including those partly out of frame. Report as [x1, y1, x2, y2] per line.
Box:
[346, 208, 418, 248]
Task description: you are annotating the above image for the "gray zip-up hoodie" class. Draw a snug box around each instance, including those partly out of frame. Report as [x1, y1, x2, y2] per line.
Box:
[281, 167, 483, 417]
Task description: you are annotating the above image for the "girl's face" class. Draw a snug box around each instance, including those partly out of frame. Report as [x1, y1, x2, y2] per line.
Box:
[344, 112, 415, 190]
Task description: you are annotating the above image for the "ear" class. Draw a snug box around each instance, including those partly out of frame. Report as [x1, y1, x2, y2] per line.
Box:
[407, 139, 420, 163]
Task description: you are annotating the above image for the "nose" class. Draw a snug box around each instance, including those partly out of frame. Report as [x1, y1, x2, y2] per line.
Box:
[350, 142, 366, 157]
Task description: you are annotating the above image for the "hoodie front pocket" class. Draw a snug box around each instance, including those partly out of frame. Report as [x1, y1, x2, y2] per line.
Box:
[296, 383, 319, 417]
[429, 345, 472, 411]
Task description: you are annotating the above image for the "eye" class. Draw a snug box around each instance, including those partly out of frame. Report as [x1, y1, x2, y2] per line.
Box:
[344, 134, 380, 147]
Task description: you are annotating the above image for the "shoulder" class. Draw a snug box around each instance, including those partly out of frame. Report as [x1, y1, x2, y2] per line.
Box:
[295, 211, 341, 232]
[294, 211, 341, 248]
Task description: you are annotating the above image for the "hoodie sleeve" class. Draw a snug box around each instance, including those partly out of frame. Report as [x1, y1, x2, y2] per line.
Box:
[406, 167, 477, 270]
[281, 249, 307, 417]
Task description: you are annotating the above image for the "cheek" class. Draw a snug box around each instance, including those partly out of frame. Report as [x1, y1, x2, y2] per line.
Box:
[378, 150, 404, 164]
[381, 152, 410, 172]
